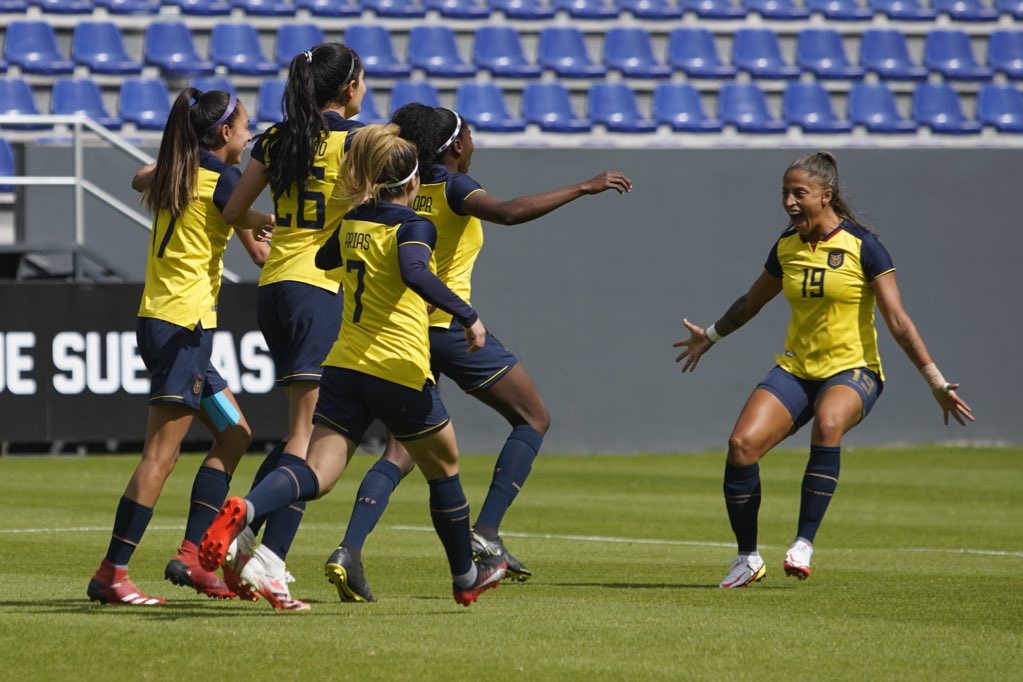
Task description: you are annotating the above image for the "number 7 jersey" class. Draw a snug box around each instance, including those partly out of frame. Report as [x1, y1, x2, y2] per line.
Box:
[765, 221, 895, 381]
[253, 111, 363, 293]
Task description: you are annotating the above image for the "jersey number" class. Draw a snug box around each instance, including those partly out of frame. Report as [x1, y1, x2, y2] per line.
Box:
[801, 268, 825, 298]
[346, 259, 366, 323]
[276, 166, 326, 230]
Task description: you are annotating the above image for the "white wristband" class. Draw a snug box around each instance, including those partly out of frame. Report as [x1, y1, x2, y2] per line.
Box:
[705, 324, 722, 344]
[919, 363, 950, 397]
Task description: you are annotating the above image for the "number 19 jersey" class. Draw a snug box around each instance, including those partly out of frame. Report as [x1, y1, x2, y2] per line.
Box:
[253, 112, 363, 293]
[765, 221, 895, 381]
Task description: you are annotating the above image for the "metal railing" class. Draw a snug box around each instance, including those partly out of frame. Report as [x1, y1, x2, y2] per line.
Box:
[0, 114, 240, 282]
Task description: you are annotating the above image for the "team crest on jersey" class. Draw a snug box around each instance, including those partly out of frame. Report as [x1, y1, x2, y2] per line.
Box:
[827, 251, 845, 269]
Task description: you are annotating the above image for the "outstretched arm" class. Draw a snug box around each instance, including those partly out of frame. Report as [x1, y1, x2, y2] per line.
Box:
[873, 271, 973, 426]
[673, 270, 783, 373]
[131, 162, 157, 193]
[461, 171, 632, 226]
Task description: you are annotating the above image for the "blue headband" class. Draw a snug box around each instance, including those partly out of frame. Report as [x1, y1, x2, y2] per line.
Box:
[201, 94, 238, 136]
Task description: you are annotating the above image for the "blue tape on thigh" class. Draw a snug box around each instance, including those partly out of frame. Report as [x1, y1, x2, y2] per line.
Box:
[200, 390, 241, 433]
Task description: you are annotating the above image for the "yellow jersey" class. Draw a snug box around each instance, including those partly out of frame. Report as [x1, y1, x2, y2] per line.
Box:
[765, 221, 895, 381]
[138, 149, 238, 330]
[254, 112, 363, 293]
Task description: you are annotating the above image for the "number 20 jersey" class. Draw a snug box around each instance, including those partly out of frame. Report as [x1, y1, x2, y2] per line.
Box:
[253, 112, 363, 293]
[764, 221, 895, 381]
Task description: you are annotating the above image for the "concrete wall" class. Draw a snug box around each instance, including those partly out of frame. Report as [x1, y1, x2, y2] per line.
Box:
[15, 145, 1022, 452]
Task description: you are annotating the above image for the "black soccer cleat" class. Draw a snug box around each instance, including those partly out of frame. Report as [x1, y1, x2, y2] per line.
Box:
[325, 546, 377, 603]
[471, 528, 533, 582]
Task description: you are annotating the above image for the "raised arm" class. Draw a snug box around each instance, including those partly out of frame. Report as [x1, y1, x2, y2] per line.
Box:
[872, 271, 973, 426]
[673, 270, 783, 373]
[461, 171, 632, 226]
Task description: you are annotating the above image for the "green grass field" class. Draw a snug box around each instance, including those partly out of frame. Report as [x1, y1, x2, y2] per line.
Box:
[1, 446, 1020, 681]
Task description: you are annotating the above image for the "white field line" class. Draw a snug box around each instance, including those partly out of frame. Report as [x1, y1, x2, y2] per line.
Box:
[2, 523, 1021, 559]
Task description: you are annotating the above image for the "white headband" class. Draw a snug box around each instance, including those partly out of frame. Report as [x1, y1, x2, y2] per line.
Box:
[383, 162, 419, 189]
[436, 111, 462, 153]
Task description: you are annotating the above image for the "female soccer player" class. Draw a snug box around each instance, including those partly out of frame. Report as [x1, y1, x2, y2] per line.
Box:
[673, 151, 973, 588]
[324, 104, 632, 603]
[87, 89, 274, 605]
[199, 123, 507, 607]
[220, 43, 365, 609]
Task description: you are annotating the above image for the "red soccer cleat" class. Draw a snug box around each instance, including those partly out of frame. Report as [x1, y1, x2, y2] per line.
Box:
[198, 497, 248, 572]
[453, 555, 507, 607]
[164, 540, 236, 599]
[87, 559, 167, 606]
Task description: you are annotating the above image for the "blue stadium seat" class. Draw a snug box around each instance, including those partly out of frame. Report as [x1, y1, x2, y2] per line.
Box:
[276, 25, 326, 68]
[51, 78, 121, 129]
[353, 86, 384, 123]
[191, 76, 236, 94]
[618, 0, 683, 18]
[744, 0, 809, 18]
[474, 26, 542, 78]
[718, 83, 787, 133]
[522, 82, 591, 132]
[924, 30, 993, 81]
[848, 82, 918, 132]
[3, 21, 74, 75]
[256, 79, 285, 124]
[144, 22, 215, 77]
[732, 28, 800, 80]
[652, 83, 723, 132]
[93, 0, 160, 13]
[796, 29, 865, 80]
[72, 22, 143, 75]
[408, 26, 476, 78]
[362, 0, 428, 16]
[996, 0, 1023, 17]
[553, 0, 620, 17]
[806, 0, 873, 19]
[977, 84, 1023, 132]
[176, 0, 231, 14]
[456, 83, 526, 132]
[31, 0, 94, 13]
[343, 25, 412, 79]
[295, 0, 361, 15]
[210, 24, 278, 76]
[680, 0, 746, 17]
[782, 82, 853, 133]
[426, 0, 491, 17]
[860, 29, 927, 81]
[538, 27, 608, 78]
[989, 31, 1023, 80]
[0, 137, 13, 192]
[933, 0, 998, 20]
[389, 80, 441, 114]
[0, 0, 28, 11]
[668, 28, 737, 79]
[912, 83, 982, 134]
[868, 0, 935, 19]
[604, 28, 671, 79]
[488, 0, 556, 18]
[119, 78, 171, 130]
[232, 0, 297, 14]
[588, 83, 657, 133]
[0, 78, 47, 129]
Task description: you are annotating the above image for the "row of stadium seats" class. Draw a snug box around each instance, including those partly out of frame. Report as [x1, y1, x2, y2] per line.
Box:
[2, 0, 1021, 20]
[3, 20, 1021, 82]
[3, 76, 1021, 133]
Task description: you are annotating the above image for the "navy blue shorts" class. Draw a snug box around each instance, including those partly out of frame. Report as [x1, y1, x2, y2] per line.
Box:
[257, 281, 342, 385]
[756, 365, 883, 430]
[430, 321, 518, 393]
[313, 367, 450, 443]
[136, 317, 227, 410]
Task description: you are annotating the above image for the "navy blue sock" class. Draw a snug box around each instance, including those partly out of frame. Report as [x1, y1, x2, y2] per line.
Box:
[342, 459, 404, 554]
[796, 445, 841, 543]
[248, 440, 286, 535]
[260, 454, 309, 561]
[183, 466, 231, 546]
[105, 496, 154, 567]
[428, 475, 473, 576]
[475, 425, 543, 533]
[246, 454, 319, 525]
[723, 462, 762, 554]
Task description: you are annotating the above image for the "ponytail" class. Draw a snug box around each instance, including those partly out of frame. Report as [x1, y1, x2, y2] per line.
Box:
[787, 151, 861, 226]
[265, 42, 362, 201]
[144, 88, 239, 216]
[339, 123, 419, 206]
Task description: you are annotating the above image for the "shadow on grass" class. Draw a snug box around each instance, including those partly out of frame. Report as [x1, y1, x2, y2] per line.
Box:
[551, 581, 790, 590]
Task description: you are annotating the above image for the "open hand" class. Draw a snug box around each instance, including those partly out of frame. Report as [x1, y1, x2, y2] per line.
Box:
[672, 318, 714, 373]
[581, 171, 632, 195]
[935, 383, 974, 426]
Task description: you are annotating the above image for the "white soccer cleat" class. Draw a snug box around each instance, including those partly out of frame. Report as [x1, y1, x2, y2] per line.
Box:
[719, 554, 766, 589]
[240, 546, 309, 611]
[783, 538, 814, 580]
